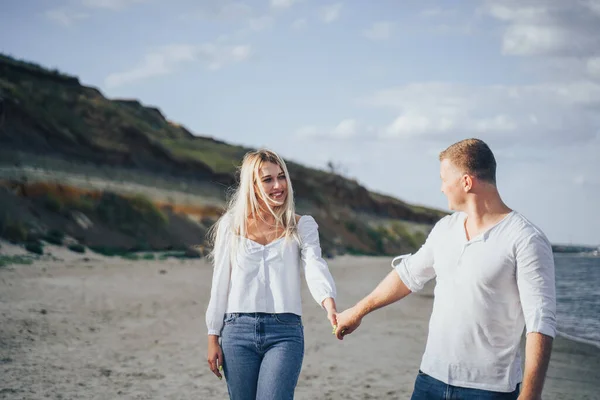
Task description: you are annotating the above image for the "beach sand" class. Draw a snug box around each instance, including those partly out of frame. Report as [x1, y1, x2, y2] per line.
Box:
[1, 243, 598, 399]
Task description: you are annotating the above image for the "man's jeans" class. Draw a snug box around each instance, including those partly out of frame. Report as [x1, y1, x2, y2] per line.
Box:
[411, 370, 520, 400]
[221, 313, 304, 400]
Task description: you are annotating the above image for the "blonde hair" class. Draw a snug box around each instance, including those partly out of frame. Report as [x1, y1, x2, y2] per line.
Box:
[439, 138, 497, 184]
[208, 149, 299, 263]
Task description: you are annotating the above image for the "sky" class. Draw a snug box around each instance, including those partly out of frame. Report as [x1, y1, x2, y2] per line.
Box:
[1, 0, 599, 246]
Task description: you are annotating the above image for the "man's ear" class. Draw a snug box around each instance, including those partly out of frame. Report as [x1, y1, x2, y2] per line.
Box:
[462, 174, 473, 192]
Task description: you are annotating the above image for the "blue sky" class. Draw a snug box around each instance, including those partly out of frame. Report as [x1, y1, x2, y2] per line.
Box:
[1, 0, 599, 246]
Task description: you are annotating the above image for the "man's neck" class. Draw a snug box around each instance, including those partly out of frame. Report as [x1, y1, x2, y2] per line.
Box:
[462, 192, 512, 236]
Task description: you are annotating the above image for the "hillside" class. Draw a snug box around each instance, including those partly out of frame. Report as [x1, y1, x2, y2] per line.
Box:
[0, 54, 447, 257]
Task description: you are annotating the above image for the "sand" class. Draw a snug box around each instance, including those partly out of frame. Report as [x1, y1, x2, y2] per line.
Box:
[1, 242, 599, 400]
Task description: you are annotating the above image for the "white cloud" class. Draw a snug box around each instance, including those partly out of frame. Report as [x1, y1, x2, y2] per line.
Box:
[295, 125, 319, 137]
[361, 81, 600, 145]
[587, 57, 600, 79]
[319, 3, 342, 23]
[332, 119, 360, 138]
[291, 18, 307, 30]
[45, 9, 89, 26]
[363, 22, 393, 40]
[296, 119, 361, 139]
[81, 0, 146, 10]
[420, 7, 444, 18]
[484, 0, 600, 58]
[105, 43, 251, 87]
[420, 7, 458, 18]
[248, 15, 273, 31]
[270, 0, 300, 9]
[186, 2, 253, 21]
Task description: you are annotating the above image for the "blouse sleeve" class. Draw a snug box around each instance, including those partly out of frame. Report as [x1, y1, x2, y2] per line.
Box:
[205, 215, 232, 336]
[298, 216, 337, 308]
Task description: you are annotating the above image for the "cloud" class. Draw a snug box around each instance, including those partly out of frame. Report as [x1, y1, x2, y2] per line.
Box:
[248, 15, 273, 31]
[81, 0, 147, 10]
[296, 119, 361, 139]
[105, 43, 251, 88]
[270, 0, 300, 9]
[186, 1, 253, 21]
[45, 9, 89, 26]
[361, 81, 600, 146]
[483, 0, 600, 58]
[363, 22, 393, 40]
[588, 57, 600, 79]
[319, 3, 342, 23]
[332, 119, 360, 138]
[291, 18, 307, 29]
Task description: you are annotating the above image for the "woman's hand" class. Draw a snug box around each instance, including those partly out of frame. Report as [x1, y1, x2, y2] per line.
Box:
[322, 297, 338, 328]
[207, 335, 224, 380]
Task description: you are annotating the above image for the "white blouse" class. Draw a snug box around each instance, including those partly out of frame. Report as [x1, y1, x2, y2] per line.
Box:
[205, 214, 337, 336]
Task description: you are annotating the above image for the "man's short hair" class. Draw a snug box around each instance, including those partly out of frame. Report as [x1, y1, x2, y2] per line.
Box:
[439, 138, 497, 184]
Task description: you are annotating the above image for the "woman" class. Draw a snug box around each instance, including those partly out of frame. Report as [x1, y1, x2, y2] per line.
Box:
[205, 149, 338, 399]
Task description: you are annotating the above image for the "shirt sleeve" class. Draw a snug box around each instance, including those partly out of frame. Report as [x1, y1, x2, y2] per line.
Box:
[515, 232, 557, 338]
[299, 216, 337, 308]
[205, 216, 232, 336]
[392, 219, 441, 292]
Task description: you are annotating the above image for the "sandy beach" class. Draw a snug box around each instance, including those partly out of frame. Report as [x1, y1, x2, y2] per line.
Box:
[1, 243, 599, 400]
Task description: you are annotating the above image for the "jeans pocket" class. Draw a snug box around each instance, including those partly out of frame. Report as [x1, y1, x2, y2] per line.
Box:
[274, 313, 302, 326]
[223, 313, 238, 325]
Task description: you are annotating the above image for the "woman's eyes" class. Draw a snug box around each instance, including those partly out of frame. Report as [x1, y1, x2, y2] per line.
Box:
[263, 175, 285, 183]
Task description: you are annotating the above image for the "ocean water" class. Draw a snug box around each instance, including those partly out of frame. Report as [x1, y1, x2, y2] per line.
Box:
[554, 253, 600, 347]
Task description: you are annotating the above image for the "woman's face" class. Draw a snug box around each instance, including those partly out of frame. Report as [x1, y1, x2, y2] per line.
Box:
[256, 162, 288, 208]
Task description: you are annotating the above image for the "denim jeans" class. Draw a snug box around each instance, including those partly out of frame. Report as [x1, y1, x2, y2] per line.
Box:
[411, 370, 520, 400]
[220, 312, 304, 400]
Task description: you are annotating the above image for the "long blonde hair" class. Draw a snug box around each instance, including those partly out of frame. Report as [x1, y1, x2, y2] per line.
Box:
[208, 149, 299, 263]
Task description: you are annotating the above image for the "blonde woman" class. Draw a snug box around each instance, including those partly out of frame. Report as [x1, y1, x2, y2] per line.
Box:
[205, 149, 338, 399]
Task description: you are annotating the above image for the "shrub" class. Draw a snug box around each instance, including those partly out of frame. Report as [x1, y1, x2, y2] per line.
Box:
[44, 193, 64, 213]
[96, 192, 167, 237]
[0, 255, 35, 268]
[67, 244, 86, 253]
[68, 196, 95, 212]
[2, 221, 28, 243]
[25, 241, 44, 255]
[44, 229, 65, 245]
[344, 220, 358, 233]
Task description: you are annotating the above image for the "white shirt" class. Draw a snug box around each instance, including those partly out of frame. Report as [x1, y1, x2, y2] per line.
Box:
[394, 211, 556, 392]
[205, 214, 337, 336]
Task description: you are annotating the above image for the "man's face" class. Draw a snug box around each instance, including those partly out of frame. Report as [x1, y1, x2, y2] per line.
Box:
[440, 158, 466, 211]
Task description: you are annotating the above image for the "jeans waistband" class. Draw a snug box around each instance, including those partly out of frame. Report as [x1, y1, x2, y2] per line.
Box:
[225, 312, 300, 318]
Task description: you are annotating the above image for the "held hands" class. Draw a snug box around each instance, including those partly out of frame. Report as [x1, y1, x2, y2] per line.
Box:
[332, 306, 362, 340]
[207, 335, 224, 380]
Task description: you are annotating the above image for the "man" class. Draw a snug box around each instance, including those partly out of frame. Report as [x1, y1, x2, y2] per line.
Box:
[335, 138, 556, 400]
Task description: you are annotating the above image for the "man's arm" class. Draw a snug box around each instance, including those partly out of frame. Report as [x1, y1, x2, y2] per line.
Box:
[333, 219, 444, 340]
[334, 270, 411, 339]
[519, 332, 553, 400]
[515, 233, 557, 399]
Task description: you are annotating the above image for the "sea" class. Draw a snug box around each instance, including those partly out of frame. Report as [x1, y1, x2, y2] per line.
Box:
[554, 253, 600, 348]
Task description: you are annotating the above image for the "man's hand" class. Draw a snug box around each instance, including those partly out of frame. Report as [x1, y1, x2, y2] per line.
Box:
[518, 332, 553, 400]
[207, 335, 224, 380]
[334, 306, 363, 340]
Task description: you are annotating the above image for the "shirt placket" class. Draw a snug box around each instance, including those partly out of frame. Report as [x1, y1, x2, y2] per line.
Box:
[260, 247, 267, 311]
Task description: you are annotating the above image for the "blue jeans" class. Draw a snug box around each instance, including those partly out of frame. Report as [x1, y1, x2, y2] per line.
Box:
[220, 313, 304, 400]
[411, 370, 520, 400]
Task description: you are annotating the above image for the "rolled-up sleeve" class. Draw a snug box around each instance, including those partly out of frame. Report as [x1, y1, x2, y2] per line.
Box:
[393, 221, 440, 292]
[205, 216, 232, 336]
[299, 216, 337, 307]
[515, 233, 557, 338]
